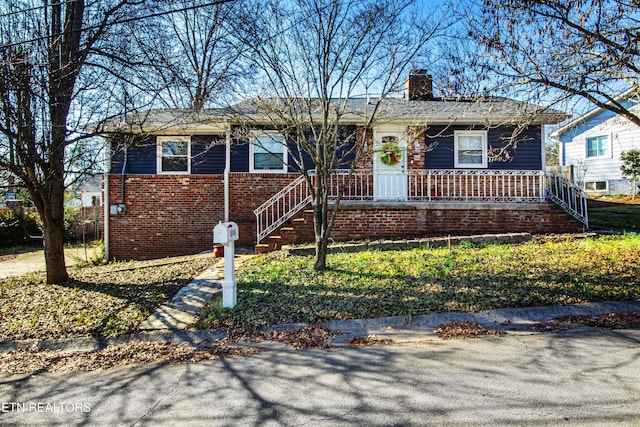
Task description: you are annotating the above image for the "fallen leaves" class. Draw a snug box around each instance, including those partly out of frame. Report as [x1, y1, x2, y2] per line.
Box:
[0, 255, 215, 341]
[346, 335, 394, 347]
[435, 312, 640, 339]
[266, 326, 338, 349]
[0, 340, 262, 375]
[531, 312, 640, 332]
[227, 325, 339, 349]
[435, 321, 507, 340]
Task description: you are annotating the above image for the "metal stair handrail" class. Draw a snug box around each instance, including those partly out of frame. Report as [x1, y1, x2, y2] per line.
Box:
[546, 171, 589, 228]
[254, 174, 313, 243]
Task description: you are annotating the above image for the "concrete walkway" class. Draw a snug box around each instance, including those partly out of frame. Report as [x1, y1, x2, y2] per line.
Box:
[138, 255, 252, 330]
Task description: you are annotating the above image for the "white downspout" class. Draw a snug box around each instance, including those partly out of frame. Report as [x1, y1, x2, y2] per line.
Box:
[224, 118, 230, 222]
[103, 171, 109, 261]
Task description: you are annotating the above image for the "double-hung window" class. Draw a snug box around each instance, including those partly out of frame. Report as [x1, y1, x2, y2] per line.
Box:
[250, 132, 288, 172]
[157, 136, 191, 174]
[586, 135, 609, 158]
[454, 130, 488, 168]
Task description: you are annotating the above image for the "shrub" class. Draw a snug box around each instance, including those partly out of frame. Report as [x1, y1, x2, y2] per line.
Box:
[0, 208, 40, 248]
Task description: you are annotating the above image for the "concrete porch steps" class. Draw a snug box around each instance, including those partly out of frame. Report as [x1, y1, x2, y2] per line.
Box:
[255, 209, 314, 254]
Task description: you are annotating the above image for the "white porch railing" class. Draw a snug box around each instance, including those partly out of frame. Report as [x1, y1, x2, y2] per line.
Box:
[254, 169, 555, 243]
[324, 169, 546, 202]
[545, 171, 589, 228]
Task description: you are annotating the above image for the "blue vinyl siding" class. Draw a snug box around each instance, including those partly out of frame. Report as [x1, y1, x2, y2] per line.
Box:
[287, 143, 314, 172]
[288, 125, 356, 171]
[111, 135, 230, 174]
[191, 135, 226, 174]
[230, 142, 249, 172]
[424, 125, 542, 170]
[110, 136, 157, 174]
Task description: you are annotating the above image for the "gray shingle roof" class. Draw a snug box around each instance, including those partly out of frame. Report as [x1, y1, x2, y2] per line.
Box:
[227, 96, 566, 125]
[98, 96, 566, 134]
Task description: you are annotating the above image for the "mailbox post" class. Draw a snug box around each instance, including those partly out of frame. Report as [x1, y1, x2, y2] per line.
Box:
[213, 221, 239, 308]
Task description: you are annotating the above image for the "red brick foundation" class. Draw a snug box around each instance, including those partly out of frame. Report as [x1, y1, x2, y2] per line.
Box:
[106, 174, 298, 259]
[106, 174, 584, 260]
[329, 203, 584, 241]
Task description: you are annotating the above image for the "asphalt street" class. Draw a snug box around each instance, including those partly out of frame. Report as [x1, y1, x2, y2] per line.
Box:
[1, 328, 639, 426]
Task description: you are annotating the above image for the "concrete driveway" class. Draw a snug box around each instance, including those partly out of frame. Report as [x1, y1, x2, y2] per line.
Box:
[0, 246, 95, 279]
[1, 328, 639, 426]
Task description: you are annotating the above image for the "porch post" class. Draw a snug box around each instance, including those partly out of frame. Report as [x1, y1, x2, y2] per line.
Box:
[224, 119, 230, 222]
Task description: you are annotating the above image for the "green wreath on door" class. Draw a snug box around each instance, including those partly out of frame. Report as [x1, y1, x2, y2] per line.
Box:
[380, 141, 403, 166]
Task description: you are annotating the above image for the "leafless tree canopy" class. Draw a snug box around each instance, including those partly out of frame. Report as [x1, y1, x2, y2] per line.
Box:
[129, 0, 246, 110]
[233, 0, 452, 269]
[0, 0, 149, 283]
[456, 0, 640, 123]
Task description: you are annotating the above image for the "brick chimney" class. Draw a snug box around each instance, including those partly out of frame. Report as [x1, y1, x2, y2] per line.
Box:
[405, 70, 433, 100]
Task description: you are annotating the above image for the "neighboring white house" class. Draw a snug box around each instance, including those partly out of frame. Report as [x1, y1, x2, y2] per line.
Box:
[79, 175, 103, 207]
[551, 94, 640, 195]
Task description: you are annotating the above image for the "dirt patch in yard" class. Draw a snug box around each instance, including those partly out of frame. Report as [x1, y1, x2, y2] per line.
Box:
[0, 246, 95, 279]
[588, 196, 640, 208]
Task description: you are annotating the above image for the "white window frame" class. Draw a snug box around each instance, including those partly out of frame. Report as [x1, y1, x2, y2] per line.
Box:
[454, 130, 488, 168]
[585, 134, 611, 159]
[157, 136, 191, 174]
[249, 131, 288, 173]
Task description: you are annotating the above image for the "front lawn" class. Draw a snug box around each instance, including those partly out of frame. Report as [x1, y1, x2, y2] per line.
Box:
[589, 203, 640, 230]
[0, 255, 215, 341]
[198, 235, 640, 328]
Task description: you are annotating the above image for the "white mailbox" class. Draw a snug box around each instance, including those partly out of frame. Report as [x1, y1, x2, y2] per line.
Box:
[212, 221, 239, 308]
[213, 222, 239, 244]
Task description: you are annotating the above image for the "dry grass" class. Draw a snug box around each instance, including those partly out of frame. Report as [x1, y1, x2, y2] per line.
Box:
[199, 235, 640, 329]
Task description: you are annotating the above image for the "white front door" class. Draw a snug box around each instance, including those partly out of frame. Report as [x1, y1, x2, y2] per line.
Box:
[374, 128, 407, 200]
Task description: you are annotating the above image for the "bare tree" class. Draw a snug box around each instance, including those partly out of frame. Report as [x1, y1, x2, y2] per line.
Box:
[454, 0, 640, 123]
[129, 0, 245, 110]
[0, 1, 145, 283]
[235, 0, 451, 269]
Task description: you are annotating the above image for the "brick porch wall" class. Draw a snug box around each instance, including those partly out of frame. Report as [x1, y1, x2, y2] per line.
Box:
[328, 203, 584, 242]
[106, 174, 584, 260]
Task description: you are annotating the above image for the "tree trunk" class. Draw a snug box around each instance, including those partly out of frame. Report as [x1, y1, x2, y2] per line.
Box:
[38, 135, 70, 283]
[43, 217, 68, 284]
[313, 176, 330, 270]
[314, 234, 329, 270]
[40, 169, 68, 283]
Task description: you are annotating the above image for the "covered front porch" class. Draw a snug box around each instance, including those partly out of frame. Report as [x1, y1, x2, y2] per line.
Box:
[254, 168, 588, 246]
